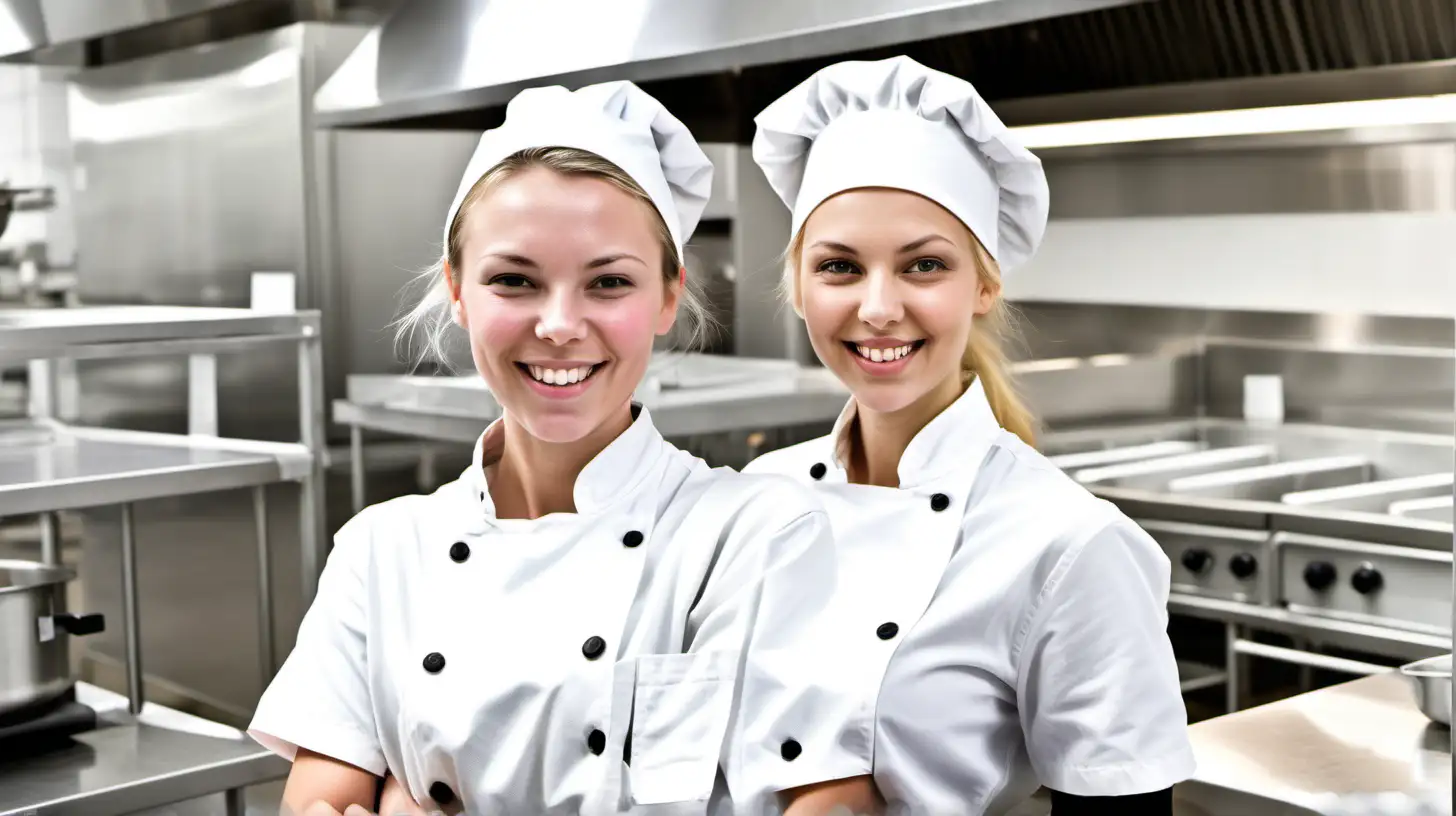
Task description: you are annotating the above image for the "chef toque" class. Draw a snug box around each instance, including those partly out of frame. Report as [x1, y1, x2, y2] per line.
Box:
[444, 81, 713, 261]
[752, 55, 1049, 272]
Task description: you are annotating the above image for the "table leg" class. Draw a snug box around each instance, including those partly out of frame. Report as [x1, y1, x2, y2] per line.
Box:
[254, 486, 275, 687]
[121, 502, 144, 715]
[1224, 622, 1239, 714]
[225, 786, 246, 816]
[351, 423, 365, 514]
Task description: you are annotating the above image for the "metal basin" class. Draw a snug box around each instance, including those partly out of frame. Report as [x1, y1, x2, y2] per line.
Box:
[1168, 456, 1372, 501]
[1389, 496, 1455, 524]
[1073, 445, 1277, 491]
[1281, 473, 1454, 515]
[1046, 440, 1201, 470]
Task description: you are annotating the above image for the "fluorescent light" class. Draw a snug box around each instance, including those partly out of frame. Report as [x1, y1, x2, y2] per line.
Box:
[1010, 94, 1456, 149]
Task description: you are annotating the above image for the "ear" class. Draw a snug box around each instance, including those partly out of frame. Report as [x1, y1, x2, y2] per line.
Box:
[443, 260, 467, 327]
[655, 267, 684, 336]
[972, 274, 997, 316]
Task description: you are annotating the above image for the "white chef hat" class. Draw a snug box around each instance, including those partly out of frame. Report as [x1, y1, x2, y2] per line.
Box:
[444, 81, 713, 261]
[752, 56, 1049, 272]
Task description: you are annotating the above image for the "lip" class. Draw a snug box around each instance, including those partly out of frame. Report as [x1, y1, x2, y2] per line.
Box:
[516, 361, 604, 400]
[843, 339, 923, 377]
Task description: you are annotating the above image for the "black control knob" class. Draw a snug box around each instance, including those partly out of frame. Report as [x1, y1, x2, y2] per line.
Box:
[1181, 548, 1213, 575]
[1303, 561, 1337, 592]
[1229, 553, 1258, 580]
[1351, 564, 1384, 596]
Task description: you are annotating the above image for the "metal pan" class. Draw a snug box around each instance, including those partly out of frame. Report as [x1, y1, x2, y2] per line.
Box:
[1399, 653, 1451, 726]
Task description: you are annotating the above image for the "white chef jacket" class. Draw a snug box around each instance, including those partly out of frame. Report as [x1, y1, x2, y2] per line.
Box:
[249, 405, 868, 815]
[744, 378, 1196, 815]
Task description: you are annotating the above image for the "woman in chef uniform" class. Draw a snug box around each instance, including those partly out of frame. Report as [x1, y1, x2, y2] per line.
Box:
[249, 81, 876, 816]
[744, 57, 1197, 815]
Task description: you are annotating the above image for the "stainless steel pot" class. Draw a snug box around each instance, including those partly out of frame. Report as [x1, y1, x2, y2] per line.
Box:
[0, 559, 105, 717]
[1399, 653, 1451, 726]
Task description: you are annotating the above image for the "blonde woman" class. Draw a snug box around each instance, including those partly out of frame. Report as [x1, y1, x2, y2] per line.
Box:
[744, 57, 1195, 816]
[250, 82, 875, 816]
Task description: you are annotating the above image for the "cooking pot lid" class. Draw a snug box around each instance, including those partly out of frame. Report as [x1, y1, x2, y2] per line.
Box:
[0, 560, 75, 594]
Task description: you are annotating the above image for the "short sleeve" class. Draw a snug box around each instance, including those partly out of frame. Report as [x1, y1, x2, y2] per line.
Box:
[688, 488, 874, 799]
[247, 512, 385, 776]
[1015, 519, 1196, 796]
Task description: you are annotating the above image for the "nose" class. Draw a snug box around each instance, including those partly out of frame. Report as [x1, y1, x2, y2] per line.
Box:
[857, 270, 904, 329]
[535, 288, 588, 345]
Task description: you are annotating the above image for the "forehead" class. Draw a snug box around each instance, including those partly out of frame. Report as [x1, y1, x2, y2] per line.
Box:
[461, 168, 662, 258]
[803, 188, 970, 246]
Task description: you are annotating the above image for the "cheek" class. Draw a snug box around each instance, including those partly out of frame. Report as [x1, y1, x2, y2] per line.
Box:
[462, 296, 531, 355]
[913, 288, 975, 344]
[799, 285, 855, 339]
[593, 301, 659, 350]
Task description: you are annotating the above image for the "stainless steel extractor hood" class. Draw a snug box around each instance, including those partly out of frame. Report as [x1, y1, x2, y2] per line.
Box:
[0, 0, 258, 59]
[313, 0, 1146, 129]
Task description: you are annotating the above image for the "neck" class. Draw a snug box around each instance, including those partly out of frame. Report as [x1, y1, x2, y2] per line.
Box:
[847, 373, 965, 488]
[488, 404, 635, 519]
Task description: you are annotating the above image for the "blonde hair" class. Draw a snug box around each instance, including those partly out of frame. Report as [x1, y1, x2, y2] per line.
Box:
[783, 226, 1038, 447]
[395, 146, 712, 370]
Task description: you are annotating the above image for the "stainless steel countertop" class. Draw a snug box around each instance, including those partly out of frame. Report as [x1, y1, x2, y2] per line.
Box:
[0, 423, 313, 515]
[1176, 672, 1450, 814]
[0, 683, 287, 816]
[0, 305, 320, 362]
[339, 357, 852, 441]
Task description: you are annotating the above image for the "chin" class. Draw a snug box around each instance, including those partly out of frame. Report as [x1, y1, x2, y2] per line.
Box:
[845, 382, 926, 416]
[512, 410, 608, 445]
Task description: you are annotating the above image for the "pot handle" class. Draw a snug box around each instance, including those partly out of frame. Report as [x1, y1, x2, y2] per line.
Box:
[54, 613, 105, 636]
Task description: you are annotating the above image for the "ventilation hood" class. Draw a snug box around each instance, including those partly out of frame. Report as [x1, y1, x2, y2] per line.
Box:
[312, 0, 1144, 129]
[0, 0, 258, 59]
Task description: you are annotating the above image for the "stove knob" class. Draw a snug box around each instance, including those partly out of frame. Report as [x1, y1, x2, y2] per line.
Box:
[1229, 553, 1258, 580]
[1351, 564, 1384, 596]
[1181, 548, 1213, 575]
[1303, 561, 1337, 592]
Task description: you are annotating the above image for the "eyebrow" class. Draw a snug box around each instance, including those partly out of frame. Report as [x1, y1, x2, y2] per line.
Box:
[809, 234, 956, 255]
[481, 252, 647, 269]
[587, 253, 648, 269]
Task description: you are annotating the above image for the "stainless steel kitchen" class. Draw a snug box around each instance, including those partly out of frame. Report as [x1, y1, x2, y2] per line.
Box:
[1, 1, 1454, 814]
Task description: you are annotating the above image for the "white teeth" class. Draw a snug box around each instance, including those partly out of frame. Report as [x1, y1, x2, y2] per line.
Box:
[854, 343, 915, 362]
[527, 364, 596, 385]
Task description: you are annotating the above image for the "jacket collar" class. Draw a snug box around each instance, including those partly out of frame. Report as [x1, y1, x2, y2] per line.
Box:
[463, 403, 667, 523]
[828, 377, 1004, 488]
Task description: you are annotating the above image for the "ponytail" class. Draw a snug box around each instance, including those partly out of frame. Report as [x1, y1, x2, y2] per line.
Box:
[962, 239, 1038, 447]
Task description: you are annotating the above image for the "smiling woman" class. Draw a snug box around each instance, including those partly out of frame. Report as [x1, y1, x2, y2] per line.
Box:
[247, 81, 877, 816]
[745, 56, 1194, 816]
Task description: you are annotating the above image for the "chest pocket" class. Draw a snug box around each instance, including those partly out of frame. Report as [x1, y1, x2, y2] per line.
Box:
[622, 650, 738, 806]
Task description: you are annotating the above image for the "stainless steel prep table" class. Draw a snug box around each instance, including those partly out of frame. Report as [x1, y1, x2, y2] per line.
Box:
[335, 354, 853, 512]
[1173, 671, 1450, 814]
[0, 683, 288, 816]
[0, 305, 325, 815]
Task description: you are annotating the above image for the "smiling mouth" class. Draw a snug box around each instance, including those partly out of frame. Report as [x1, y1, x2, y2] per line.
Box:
[844, 340, 925, 363]
[516, 362, 603, 386]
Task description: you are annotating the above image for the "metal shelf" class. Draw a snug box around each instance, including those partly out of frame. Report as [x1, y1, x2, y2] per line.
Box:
[0, 304, 325, 816]
[0, 423, 312, 516]
[0, 685, 287, 816]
